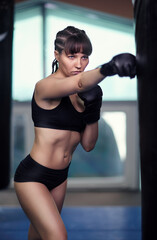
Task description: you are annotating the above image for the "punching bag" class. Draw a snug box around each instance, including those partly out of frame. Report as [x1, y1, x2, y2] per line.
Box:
[134, 0, 157, 239]
[0, 0, 14, 189]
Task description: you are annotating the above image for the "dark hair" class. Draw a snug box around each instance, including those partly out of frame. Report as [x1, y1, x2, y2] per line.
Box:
[52, 26, 92, 73]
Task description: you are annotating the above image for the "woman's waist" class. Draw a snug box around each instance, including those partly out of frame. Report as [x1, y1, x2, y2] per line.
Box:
[30, 145, 72, 170]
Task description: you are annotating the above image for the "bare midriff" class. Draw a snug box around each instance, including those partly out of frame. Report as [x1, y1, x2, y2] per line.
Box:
[30, 127, 81, 170]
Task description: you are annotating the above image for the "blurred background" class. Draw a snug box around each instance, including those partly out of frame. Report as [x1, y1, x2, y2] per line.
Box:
[0, 0, 141, 206]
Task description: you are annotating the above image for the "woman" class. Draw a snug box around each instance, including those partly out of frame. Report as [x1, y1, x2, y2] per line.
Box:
[14, 26, 136, 240]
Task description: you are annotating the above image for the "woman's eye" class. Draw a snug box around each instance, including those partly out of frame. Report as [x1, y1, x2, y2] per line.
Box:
[82, 56, 88, 60]
[68, 55, 74, 59]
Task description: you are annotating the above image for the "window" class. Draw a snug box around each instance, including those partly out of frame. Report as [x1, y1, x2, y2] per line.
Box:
[13, 1, 136, 101]
[12, 6, 43, 101]
[69, 113, 126, 178]
[68, 102, 139, 189]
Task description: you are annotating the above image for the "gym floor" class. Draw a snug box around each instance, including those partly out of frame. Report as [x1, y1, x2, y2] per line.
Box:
[0, 189, 141, 240]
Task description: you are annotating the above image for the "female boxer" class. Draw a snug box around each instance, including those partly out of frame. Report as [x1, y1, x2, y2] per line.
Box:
[14, 26, 136, 240]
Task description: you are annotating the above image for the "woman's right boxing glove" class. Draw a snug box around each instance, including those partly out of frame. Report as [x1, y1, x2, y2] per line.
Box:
[100, 53, 136, 79]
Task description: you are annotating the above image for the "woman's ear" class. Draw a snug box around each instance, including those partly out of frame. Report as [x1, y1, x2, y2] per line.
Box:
[54, 50, 59, 61]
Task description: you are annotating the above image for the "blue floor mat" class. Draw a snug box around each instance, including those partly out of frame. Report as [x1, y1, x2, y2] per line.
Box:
[0, 206, 141, 240]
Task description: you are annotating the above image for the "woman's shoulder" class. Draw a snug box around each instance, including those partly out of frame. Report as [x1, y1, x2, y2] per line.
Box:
[35, 74, 56, 94]
[36, 73, 64, 89]
[37, 74, 54, 84]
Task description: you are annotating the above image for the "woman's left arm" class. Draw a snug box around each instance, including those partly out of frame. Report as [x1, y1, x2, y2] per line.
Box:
[78, 85, 102, 152]
[80, 122, 98, 152]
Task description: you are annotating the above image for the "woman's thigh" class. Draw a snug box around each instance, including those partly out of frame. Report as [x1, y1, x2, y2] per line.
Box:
[50, 179, 67, 213]
[28, 180, 68, 239]
[14, 181, 67, 240]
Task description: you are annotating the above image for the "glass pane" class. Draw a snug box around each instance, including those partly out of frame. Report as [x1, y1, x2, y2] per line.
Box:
[69, 111, 126, 178]
[45, 3, 136, 100]
[12, 7, 43, 101]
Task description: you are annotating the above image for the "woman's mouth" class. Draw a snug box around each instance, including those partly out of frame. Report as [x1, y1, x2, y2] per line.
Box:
[71, 71, 81, 75]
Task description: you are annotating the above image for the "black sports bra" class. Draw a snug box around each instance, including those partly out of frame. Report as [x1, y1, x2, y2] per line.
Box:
[31, 94, 86, 133]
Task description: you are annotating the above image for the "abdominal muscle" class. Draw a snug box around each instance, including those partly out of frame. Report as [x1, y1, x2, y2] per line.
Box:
[30, 127, 81, 170]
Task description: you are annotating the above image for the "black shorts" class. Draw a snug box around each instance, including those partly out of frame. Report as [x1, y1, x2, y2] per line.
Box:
[14, 154, 70, 191]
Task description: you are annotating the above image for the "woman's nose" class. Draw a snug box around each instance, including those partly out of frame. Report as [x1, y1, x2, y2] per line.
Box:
[75, 58, 81, 68]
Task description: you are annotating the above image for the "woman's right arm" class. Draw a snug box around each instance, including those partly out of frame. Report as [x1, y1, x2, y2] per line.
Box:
[35, 53, 136, 99]
[35, 67, 104, 100]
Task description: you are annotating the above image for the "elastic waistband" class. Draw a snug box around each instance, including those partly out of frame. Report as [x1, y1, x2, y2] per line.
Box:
[24, 154, 71, 173]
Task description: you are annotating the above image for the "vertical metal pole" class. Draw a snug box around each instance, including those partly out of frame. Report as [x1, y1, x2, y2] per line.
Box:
[0, 0, 14, 189]
[134, 0, 157, 239]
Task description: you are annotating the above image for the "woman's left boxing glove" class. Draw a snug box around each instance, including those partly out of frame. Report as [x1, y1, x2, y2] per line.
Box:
[78, 85, 103, 124]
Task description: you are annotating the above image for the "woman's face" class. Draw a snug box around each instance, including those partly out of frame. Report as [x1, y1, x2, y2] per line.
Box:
[55, 50, 89, 77]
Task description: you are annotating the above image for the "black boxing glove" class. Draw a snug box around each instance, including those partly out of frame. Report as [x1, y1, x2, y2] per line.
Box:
[78, 85, 103, 124]
[100, 53, 136, 79]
